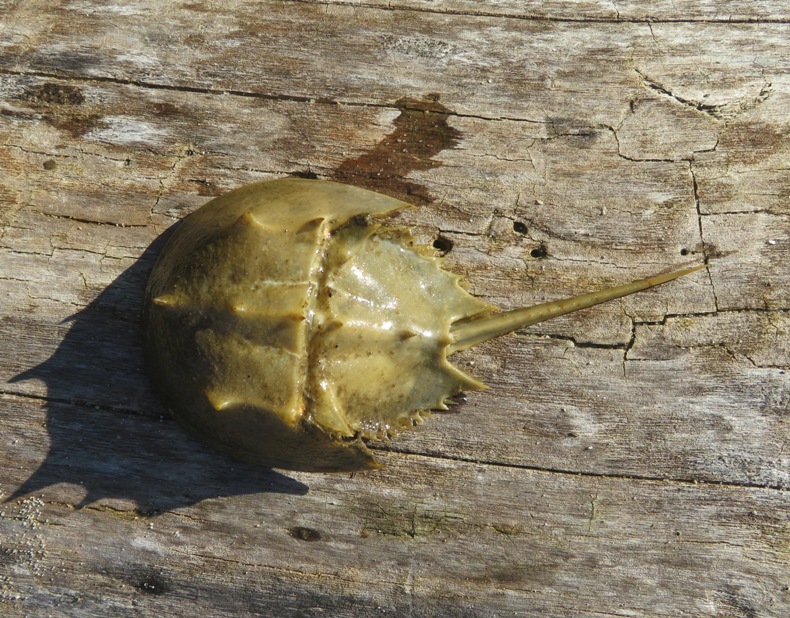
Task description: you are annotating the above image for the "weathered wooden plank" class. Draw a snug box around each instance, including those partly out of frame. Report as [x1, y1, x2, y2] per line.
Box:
[1, 393, 788, 617]
[1, 1, 789, 616]
[1, 67, 787, 488]
[1, 1, 783, 122]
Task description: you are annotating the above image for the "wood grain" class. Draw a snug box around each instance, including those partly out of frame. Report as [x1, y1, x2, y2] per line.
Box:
[1, 1, 788, 616]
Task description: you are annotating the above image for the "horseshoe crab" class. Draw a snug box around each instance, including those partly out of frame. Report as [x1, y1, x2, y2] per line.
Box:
[142, 177, 703, 472]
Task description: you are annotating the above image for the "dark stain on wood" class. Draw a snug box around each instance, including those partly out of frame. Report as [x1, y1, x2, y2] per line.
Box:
[19, 81, 101, 138]
[721, 120, 788, 165]
[333, 94, 461, 205]
[24, 82, 86, 106]
[153, 102, 181, 116]
[134, 571, 171, 596]
[51, 112, 102, 138]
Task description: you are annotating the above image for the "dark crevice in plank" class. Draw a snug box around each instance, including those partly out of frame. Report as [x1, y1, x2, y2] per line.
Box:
[636, 69, 727, 119]
[0, 68, 546, 124]
[689, 162, 722, 311]
[527, 332, 628, 351]
[285, 0, 790, 24]
[622, 316, 638, 375]
[375, 445, 790, 492]
[0, 68, 341, 106]
[0, 389, 149, 418]
[701, 209, 777, 216]
[36, 211, 150, 229]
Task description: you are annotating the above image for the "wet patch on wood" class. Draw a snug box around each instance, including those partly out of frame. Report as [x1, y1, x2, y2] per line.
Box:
[333, 94, 461, 205]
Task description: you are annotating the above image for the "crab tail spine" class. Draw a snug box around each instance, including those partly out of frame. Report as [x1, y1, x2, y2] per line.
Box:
[448, 264, 706, 354]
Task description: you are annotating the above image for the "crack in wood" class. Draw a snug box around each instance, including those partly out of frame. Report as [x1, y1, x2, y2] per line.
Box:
[285, 0, 790, 24]
[4, 382, 787, 493]
[0, 68, 546, 124]
[689, 162, 721, 311]
[373, 445, 790, 492]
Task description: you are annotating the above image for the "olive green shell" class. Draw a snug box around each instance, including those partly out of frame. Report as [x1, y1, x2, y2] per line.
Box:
[143, 177, 704, 472]
[143, 178, 494, 471]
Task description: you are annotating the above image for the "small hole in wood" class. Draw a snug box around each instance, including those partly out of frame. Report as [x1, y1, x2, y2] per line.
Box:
[289, 526, 323, 542]
[513, 221, 528, 234]
[433, 236, 454, 254]
[530, 244, 547, 259]
[680, 248, 690, 256]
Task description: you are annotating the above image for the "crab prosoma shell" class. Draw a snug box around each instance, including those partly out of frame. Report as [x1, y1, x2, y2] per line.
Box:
[143, 178, 495, 471]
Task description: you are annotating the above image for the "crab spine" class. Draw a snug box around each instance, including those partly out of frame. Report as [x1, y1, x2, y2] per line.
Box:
[448, 264, 706, 354]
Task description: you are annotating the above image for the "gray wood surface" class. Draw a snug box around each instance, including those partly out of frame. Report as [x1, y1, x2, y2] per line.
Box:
[1, 1, 788, 616]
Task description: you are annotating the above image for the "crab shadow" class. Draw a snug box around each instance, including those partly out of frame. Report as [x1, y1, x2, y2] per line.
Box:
[8, 223, 308, 514]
